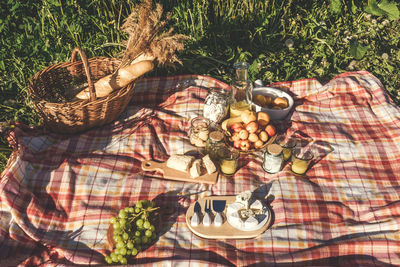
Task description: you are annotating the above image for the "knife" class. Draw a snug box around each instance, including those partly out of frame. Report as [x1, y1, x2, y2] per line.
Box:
[190, 201, 202, 226]
[194, 201, 202, 214]
[213, 200, 226, 227]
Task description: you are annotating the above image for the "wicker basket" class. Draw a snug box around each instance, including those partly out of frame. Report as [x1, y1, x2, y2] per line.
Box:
[28, 47, 136, 134]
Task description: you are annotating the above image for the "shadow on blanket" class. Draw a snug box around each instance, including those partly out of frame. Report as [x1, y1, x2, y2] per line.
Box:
[246, 254, 396, 267]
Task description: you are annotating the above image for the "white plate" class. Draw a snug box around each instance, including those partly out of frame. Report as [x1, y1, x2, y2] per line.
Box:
[252, 87, 294, 120]
[226, 202, 270, 232]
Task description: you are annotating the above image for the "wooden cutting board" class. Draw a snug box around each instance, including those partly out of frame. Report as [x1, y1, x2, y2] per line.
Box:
[186, 196, 272, 239]
[141, 160, 219, 184]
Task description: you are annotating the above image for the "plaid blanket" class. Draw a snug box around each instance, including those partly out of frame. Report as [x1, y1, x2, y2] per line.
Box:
[1, 71, 399, 266]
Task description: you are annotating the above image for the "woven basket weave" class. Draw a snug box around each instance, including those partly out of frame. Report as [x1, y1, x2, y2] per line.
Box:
[28, 47, 136, 134]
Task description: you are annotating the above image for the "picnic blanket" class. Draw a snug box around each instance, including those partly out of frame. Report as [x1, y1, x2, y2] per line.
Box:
[1, 71, 400, 266]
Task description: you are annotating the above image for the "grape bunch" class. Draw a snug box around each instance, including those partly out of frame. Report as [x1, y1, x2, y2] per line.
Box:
[105, 200, 159, 265]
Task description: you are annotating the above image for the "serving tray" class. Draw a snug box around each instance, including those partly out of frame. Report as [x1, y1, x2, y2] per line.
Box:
[185, 196, 272, 239]
[141, 160, 219, 185]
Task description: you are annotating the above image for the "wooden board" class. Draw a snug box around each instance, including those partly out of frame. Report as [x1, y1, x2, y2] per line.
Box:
[141, 160, 219, 185]
[185, 196, 272, 239]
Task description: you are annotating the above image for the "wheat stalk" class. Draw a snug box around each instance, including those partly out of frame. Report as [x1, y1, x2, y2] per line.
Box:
[118, 0, 189, 69]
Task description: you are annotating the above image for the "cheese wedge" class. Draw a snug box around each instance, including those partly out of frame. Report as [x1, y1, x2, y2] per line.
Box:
[190, 159, 202, 178]
[202, 154, 216, 174]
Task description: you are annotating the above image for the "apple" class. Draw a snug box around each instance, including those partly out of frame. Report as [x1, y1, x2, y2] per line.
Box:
[259, 131, 269, 142]
[231, 132, 240, 142]
[238, 129, 249, 140]
[240, 140, 251, 151]
[241, 110, 257, 124]
[245, 121, 258, 134]
[230, 122, 244, 133]
[254, 140, 264, 148]
[257, 112, 270, 128]
[233, 140, 242, 149]
[265, 124, 276, 137]
[248, 133, 259, 143]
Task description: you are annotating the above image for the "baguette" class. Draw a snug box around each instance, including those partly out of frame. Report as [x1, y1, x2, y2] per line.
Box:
[74, 60, 154, 100]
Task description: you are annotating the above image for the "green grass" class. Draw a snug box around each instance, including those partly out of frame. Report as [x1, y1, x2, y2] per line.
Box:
[1, 0, 400, 172]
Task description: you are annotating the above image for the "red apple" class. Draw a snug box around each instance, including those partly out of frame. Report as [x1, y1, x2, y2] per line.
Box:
[259, 131, 269, 142]
[240, 140, 251, 151]
[265, 124, 276, 137]
[231, 132, 240, 142]
[245, 121, 258, 134]
[233, 140, 242, 149]
[238, 129, 249, 140]
[241, 110, 257, 124]
[248, 133, 259, 143]
[254, 140, 264, 148]
[230, 122, 244, 133]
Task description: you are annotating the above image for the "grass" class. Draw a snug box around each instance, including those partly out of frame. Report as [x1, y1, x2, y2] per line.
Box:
[1, 0, 400, 172]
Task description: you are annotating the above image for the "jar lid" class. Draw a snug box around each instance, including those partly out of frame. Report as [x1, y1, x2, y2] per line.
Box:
[267, 144, 282, 156]
[191, 117, 209, 128]
[209, 131, 224, 142]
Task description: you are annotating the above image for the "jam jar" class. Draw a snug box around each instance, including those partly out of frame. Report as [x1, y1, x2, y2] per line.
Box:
[262, 144, 284, 174]
[203, 87, 231, 123]
[189, 117, 210, 148]
[205, 130, 225, 161]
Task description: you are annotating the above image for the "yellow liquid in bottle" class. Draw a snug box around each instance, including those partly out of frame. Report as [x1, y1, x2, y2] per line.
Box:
[230, 101, 250, 117]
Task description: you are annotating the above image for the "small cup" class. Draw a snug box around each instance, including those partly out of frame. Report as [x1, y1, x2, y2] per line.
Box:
[275, 135, 297, 161]
[219, 146, 240, 176]
[189, 117, 210, 148]
[291, 148, 313, 175]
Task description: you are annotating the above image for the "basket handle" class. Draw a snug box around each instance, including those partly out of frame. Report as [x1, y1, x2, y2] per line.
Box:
[71, 47, 96, 101]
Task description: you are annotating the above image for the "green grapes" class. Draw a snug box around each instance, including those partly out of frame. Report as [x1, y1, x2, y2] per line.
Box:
[105, 200, 159, 265]
[136, 219, 144, 227]
[145, 230, 152, 237]
[143, 221, 151, 229]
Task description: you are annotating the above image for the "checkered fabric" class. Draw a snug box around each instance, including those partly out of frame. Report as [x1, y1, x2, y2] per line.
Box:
[1, 71, 399, 266]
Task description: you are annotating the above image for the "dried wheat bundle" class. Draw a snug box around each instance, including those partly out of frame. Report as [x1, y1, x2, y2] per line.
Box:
[75, 0, 188, 100]
[119, 0, 189, 68]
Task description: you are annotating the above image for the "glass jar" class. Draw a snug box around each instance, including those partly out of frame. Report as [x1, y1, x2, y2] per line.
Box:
[219, 146, 240, 176]
[291, 148, 313, 175]
[276, 135, 297, 161]
[203, 87, 231, 123]
[205, 130, 225, 161]
[230, 62, 253, 112]
[189, 117, 210, 148]
[262, 144, 283, 174]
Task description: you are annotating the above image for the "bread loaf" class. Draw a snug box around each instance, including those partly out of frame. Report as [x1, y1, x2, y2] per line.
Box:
[166, 154, 195, 173]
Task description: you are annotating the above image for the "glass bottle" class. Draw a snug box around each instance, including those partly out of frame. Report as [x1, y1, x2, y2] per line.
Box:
[203, 87, 231, 123]
[230, 62, 253, 114]
[262, 144, 284, 174]
[205, 130, 225, 161]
